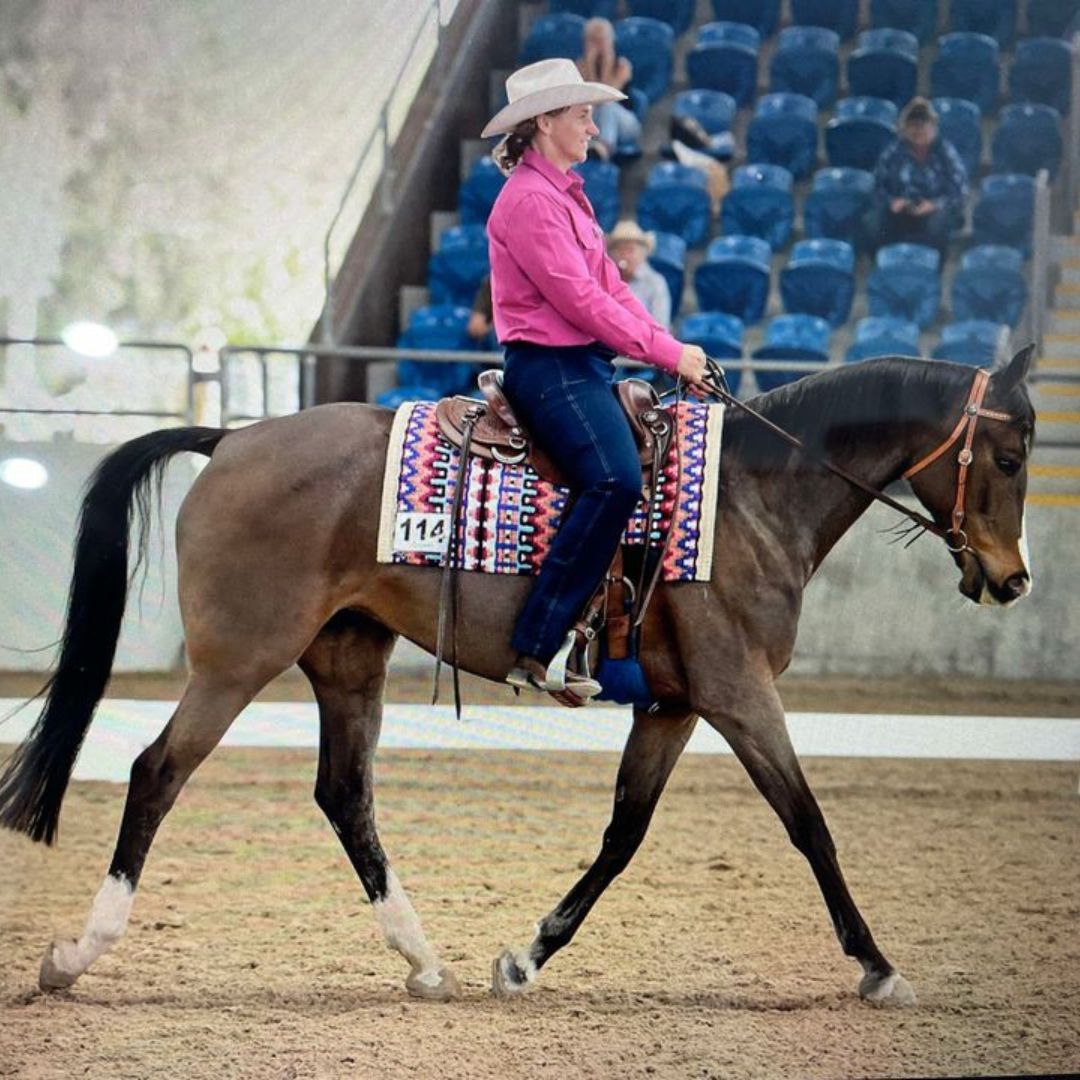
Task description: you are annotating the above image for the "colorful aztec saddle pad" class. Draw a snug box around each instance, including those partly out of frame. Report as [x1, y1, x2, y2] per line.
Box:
[376, 400, 723, 582]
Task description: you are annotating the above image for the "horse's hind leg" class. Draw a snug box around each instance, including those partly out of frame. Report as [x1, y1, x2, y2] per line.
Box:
[492, 706, 696, 997]
[702, 677, 916, 1006]
[299, 613, 461, 1002]
[39, 672, 259, 990]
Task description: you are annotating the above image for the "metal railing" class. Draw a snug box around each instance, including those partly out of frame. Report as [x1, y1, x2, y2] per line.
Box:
[0, 337, 197, 424]
[321, 0, 448, 346]
[1065, 32, 1080, 223]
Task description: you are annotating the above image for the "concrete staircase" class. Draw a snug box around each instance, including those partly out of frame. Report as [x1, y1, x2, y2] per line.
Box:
[1031, 223, 1080, 505]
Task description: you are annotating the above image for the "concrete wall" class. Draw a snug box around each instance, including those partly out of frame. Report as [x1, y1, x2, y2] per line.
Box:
[1, 451, 1075, 680]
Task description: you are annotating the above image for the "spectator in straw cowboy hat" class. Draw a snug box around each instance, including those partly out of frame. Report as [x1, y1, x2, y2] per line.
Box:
[482, 58, 708, 700]
[607, 220, 671, 329]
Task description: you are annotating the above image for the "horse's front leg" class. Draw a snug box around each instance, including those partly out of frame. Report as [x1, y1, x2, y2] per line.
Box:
[492, 706, 696, 997]
[701, 672, 916, 1006]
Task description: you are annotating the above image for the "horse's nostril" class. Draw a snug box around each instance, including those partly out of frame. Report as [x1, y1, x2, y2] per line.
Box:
[1004, 572, 1029, 598]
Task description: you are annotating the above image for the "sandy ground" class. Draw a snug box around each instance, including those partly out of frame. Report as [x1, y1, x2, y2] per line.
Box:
[1, 742, 1077, 1080]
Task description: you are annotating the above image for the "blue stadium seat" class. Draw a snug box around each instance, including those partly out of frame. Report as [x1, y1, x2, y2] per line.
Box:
[947, 0, 1016, 47]
[847, 29, 920, 108]
[615, 17, 674, 104]
[867, 243, 941, 328]
[672, 89, 737, 137]
[972, 173, 1036, 256]
[572, 159, 621, 232]
[790, 0, 859, 40]
[694, 235, 772, 324]
[649, 231, 688, 319]
[721, 164, 795, 250]
[678, 312, 745, 393]
[930, 33, 1000, 114]
[870, 0, 939, 44]
[637, 162, 713, 248]
[1026, 0, 1080, 37]
[1009, 37, 1073, 116]
[378, 304, 487, 406]
[991, 103, 1063, 178]
[628, 0, 695, 36]
[550, 0, 618, 16]
[779, 239, 856, 327]
[769, 26, 840, 109]
[825, 96, 898, 170]
[932, 97, 982, 181]
[458, 157, 505, 226]
[519, 13, 585, 64]
[845, 316, 922, 362]
[931, 320, 1006, 365]
[428, 225, 489, 308]
[687, 22, 761, 106]
[753, 315, 831, 391]
[950, 245, 1027, 327]
[746, 93, 819, 180]
[710, 0, 781, 37]
[802, 166, 875, 249]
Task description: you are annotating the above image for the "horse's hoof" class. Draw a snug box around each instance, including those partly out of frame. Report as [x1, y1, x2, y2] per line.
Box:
[491, 949, 533, 999]
[405, 966, 462, 1002]
[859, 969, 916, 1006]
[39, 940, 80, 992]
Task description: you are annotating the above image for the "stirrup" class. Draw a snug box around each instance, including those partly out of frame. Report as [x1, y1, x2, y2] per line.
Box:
[505, 635, 602, 700]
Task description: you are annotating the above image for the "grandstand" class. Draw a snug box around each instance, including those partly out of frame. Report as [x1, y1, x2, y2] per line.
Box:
[374, 0, 1080, 503]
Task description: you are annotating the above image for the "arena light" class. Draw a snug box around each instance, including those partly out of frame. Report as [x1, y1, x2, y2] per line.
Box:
[60, 321, 119, 358]
[0, 457, 49, 490]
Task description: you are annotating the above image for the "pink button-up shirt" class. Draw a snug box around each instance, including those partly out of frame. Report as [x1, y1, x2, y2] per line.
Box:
[487, 149, 682, 375]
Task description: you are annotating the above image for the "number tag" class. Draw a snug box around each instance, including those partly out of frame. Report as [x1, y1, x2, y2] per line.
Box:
[394, 512, 450, 554]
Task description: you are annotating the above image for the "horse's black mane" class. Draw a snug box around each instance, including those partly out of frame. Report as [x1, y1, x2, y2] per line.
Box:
[724, 356, 996, 467]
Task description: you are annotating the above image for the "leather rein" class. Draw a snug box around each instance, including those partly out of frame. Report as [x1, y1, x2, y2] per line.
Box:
[696, 361, 1013, 554]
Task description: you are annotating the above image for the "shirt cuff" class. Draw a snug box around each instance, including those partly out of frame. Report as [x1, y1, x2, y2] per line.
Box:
[652, 333, 683, 375]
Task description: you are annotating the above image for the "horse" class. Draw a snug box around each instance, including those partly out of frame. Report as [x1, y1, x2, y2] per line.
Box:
[0, 347, 1036, 1006]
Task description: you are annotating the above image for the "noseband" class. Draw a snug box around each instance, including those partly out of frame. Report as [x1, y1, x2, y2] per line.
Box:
[698, 362, 1013, 553]
[902, 368, 1013, 553]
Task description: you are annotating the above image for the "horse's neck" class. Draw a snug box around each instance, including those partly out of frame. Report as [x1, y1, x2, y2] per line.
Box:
[743, 360, 957, 576]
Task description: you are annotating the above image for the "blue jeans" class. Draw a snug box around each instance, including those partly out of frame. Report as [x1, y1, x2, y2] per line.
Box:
[594, 101, 642, 151]
[502, 342, 642, 664]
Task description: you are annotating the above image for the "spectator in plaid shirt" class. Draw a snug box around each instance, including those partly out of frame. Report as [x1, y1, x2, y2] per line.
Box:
[872, 98, 968, 260]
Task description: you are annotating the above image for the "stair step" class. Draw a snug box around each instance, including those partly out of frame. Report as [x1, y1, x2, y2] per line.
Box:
[1062, 266, 1080, 285]
[1040, 335, 1080, 360]
[429, 210, 459, 253]
[1048, 311, 1080, 332]
[1026, 492, 1080, 507]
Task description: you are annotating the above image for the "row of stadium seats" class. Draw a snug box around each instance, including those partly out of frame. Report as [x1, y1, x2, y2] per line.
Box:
[549, 0, 1078, 45]
[381, 300, 1009, 408]
[523, 12, 1075, 115]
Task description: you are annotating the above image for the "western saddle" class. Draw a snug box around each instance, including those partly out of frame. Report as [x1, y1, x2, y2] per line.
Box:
[430, 369, 677, 708]
[435, 369, 672, 488]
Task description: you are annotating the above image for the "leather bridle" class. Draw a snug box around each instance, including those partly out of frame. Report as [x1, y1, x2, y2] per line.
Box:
[697, 362, 1014, 554]
[902, 368, 1013, 553]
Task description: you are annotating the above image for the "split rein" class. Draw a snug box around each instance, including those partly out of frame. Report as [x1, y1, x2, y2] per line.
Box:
[689, 359, 1013, 555]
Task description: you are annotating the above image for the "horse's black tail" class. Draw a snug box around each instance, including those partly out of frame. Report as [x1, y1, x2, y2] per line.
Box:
[0, 425, 227, 845]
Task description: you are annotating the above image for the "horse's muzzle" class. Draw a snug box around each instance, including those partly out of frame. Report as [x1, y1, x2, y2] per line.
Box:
[957, 549, 1031, 606]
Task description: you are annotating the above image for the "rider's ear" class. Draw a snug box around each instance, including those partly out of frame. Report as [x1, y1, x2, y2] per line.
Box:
[993, 343, 1035, 392]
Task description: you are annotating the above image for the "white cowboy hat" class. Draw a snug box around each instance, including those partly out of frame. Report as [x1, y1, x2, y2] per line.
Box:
[481, 58, 625, 139]
[607, 219, 656, 254]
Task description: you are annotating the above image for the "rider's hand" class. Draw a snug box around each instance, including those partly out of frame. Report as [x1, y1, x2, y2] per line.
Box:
[676, 343, 709, 392]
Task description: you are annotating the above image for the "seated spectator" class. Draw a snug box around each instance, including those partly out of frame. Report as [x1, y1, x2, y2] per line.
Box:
[577, 17, 642, 160]
[607, 220, 671, 329]
[871, 97, 968, 260]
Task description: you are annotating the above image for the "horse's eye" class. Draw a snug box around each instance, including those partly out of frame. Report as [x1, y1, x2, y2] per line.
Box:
[995, 457, 1021, 476]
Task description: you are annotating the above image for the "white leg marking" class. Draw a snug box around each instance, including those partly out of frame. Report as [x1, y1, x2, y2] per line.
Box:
[50, 873, 134, 978]
[372, 868, 442, 984]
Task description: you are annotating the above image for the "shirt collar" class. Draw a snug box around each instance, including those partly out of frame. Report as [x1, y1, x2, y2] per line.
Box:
[522, 148, 582, 193]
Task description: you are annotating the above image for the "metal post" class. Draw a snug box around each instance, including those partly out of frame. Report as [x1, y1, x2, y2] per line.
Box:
[1030, 169, 1052, 351]
[1068, 34, 1080, 227]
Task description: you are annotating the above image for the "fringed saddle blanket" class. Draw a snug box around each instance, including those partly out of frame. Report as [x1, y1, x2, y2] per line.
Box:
[376, 400, 723, 582]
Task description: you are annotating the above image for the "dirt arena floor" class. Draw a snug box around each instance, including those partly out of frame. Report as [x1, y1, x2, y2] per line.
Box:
[1, 688, 1078, 1080]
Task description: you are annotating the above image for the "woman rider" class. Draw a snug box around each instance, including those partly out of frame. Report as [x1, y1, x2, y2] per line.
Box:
[481, 59, 709, 701]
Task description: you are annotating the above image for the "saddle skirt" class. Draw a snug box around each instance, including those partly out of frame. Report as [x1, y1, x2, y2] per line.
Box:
[377, 397, 724, 583]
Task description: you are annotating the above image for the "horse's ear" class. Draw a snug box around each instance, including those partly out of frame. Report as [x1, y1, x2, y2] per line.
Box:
[994, 343, 1036, 392]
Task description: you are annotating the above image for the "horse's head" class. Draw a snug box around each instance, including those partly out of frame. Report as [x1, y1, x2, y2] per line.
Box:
[905, 345, 1036, 606]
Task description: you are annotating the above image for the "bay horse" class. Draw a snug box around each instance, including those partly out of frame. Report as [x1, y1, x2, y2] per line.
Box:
[0, 348, 1035, 1006]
